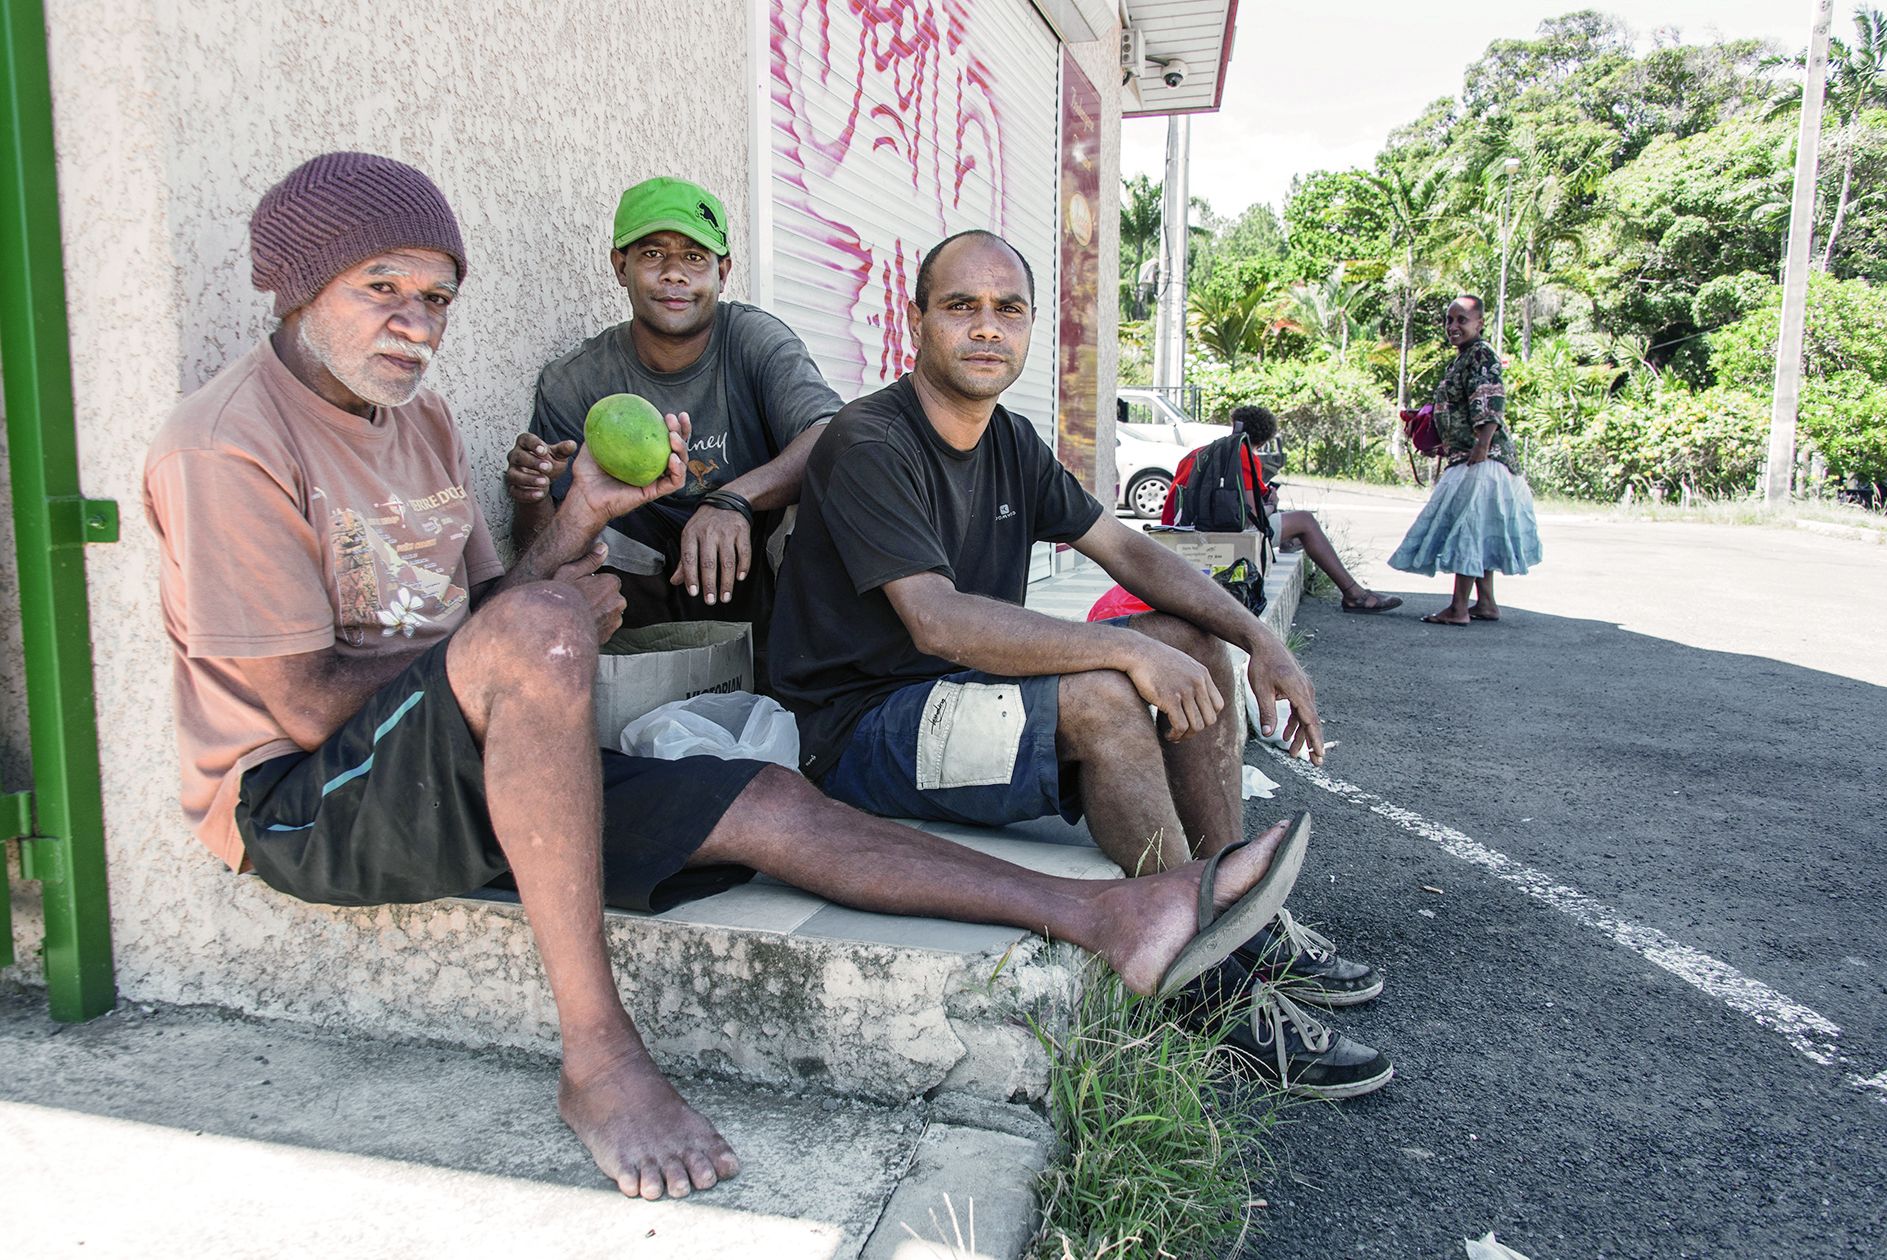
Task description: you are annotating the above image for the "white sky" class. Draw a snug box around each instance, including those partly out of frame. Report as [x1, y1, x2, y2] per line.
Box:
[1122, 1, 1842, 219]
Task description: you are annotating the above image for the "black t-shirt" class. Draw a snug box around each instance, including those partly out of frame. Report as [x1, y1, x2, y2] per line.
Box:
[769, 375, 1104, 777]
[533, 300, 841, 535]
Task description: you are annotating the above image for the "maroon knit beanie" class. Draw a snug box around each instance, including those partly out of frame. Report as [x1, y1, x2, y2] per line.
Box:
[250, 152, 468, 317]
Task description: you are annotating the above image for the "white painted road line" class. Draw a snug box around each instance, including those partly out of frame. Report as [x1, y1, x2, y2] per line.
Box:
[1262, 747, 1887, 1103]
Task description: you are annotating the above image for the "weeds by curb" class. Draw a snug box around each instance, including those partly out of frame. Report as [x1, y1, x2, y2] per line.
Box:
[1029, 964, 1282, 1258]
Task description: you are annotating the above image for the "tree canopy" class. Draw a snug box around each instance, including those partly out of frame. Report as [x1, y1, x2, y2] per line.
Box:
[1117, 6, 1887, 495]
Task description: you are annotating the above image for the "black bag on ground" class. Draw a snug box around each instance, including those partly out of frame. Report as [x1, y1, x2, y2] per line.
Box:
[1175, 433, 1271, 538]
[1214, 557, 1266, 618]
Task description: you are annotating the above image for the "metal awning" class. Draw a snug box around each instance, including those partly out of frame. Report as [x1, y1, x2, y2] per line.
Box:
[1120, 0, 1239, 116]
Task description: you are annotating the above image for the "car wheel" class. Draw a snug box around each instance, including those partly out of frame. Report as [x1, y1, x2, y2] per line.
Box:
[1126, 472, 1172, 520]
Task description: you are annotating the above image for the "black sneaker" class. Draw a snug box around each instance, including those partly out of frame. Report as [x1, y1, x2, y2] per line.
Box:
[1235, 910, 1384, 1007]
[1226, 987, 1395, 1100]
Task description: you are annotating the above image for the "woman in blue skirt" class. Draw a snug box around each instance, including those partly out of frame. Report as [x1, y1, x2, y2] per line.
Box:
[1390, 294, 1543, 624]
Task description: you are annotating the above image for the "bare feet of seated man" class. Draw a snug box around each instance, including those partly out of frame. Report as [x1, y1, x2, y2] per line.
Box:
[559, 1018, 742, 1202]
[551, 809, 1304, 1201]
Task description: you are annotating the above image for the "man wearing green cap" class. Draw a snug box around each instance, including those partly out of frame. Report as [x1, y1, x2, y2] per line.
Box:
[507, 177, 840, 679]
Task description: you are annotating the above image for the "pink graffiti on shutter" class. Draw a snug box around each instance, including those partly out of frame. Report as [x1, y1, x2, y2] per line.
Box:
[771, 0, 1013, 391]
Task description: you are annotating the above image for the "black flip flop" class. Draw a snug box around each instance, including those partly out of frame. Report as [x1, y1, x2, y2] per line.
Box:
[1154, 812, 1311, 998]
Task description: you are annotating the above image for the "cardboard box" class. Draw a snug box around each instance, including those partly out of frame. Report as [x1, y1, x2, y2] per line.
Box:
[1144, 527, 1266, 575]
[593, 621, 753, 745]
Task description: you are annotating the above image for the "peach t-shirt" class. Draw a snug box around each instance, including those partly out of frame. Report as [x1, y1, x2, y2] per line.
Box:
[142, 339, 504, 869]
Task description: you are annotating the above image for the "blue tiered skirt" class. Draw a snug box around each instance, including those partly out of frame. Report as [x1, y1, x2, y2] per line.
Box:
[1390, 460, 1543, 578]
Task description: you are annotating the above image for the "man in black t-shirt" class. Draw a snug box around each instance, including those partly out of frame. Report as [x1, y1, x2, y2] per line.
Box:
[505, 178, 841, 679]
[770, 230, 1395, 1100]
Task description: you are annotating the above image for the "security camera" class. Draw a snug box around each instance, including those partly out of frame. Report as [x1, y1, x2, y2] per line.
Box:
[1157, 57, 1189, 89]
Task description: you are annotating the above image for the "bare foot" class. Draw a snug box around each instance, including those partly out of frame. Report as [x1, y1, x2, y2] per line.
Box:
[1421, 607, 1471, 625]
[559, 1039, 740, 1200]
[1093, 818, 1292, 995]
[1468, 601, 1500, 621]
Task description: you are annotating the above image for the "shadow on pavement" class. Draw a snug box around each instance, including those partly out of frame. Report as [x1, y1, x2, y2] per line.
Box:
[1237, 589, 1886, 1260]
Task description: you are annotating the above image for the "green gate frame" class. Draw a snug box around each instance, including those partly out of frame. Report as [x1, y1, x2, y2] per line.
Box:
[0, 0, 117, 1019]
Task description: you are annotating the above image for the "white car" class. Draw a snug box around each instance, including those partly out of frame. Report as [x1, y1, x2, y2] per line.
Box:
[1114, 388, 1229, 519]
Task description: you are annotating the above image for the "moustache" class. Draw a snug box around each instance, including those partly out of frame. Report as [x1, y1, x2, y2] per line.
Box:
[373, 338, 435, 366]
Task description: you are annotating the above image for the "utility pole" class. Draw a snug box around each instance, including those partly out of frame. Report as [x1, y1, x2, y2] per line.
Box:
[1495, 155, 1519, 357]
[1767, 0, 1835, 503]
[1152, 114, 1191, 397]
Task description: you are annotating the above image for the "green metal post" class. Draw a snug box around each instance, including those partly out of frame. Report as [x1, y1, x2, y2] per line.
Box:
[0, 0, 117, 1018]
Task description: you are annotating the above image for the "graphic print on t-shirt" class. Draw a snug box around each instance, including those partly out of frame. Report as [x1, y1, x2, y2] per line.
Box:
[324, 481, 475, 648]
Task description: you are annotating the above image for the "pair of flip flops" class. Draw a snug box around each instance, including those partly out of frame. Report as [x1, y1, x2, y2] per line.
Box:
[1153, 812, 1312, 998]
[1421, 608, 1500, 625]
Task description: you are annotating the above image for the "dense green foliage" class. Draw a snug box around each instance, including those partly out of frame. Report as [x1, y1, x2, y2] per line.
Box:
[1713, 274, 1887, 482]
[1122, 8, 1887, 498]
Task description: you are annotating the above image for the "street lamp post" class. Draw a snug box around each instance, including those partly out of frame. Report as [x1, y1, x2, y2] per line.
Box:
[1495, 155, 1520, 357]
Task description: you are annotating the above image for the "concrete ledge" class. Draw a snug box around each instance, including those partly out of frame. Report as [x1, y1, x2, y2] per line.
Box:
[4, 551, 1312, 1119]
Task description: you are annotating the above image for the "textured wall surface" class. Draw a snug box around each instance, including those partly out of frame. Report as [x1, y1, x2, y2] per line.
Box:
[0, 378, 28, 794]
[7, 0, 749, 994]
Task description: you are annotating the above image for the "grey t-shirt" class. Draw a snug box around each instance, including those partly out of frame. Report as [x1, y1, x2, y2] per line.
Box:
[533, 300, 842, 532]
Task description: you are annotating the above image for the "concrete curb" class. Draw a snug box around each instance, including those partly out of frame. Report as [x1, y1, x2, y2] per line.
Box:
[860, 1123, 1053, 1260]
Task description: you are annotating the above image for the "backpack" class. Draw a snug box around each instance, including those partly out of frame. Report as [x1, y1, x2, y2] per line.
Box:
[1174, 433, 1272, 538]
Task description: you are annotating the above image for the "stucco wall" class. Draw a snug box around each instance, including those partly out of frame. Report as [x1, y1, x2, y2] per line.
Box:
[3, 0, 749, 995]
[1, 382, 26, 795]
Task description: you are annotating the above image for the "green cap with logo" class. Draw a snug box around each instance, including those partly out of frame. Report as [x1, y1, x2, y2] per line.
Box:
[612, 177, 730, 255]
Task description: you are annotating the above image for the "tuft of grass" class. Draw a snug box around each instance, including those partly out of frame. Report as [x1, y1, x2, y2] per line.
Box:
[1029, 966, 1280, 1259]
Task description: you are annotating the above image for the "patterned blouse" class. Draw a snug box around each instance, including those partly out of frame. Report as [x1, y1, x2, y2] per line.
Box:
[1434, 338, 1519, 474]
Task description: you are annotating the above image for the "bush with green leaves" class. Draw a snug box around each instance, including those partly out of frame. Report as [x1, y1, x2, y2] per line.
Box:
[1589, 382, 1768, 498]
[1711, 274, 1887, 483]
[1192, 357, 1391, 477]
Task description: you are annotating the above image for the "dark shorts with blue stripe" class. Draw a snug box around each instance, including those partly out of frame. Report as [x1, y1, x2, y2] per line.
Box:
[235, 640, 765, 911]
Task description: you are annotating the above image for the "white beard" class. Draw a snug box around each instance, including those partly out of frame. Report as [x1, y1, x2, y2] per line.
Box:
[297, 309, 434, 408]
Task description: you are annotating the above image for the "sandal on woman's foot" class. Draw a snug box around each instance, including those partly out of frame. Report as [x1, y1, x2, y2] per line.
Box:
[1469, 607, 1501, 621]
[1421, 611, 1469, 626]
[1340, 591, 1403, 614]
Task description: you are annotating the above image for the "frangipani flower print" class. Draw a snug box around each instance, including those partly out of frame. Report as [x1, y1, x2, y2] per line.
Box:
[377, 586, 430, 638]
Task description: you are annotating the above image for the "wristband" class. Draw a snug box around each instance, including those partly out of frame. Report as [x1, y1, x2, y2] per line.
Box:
[700, 488, 754, 527]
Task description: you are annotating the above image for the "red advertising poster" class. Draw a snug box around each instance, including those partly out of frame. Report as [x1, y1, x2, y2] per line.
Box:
[1057, 49, 1102, 492]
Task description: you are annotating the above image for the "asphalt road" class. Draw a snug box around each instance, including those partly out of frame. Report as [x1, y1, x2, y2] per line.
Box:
[1230, 484, 1887, 1260]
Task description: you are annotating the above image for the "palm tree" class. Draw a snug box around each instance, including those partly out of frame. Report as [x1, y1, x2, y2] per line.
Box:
[1822, 9, 1887, 268]
[1466, 130, 1612, 359]
[1367, 160, 1453, 410]
[1287, 264, 1376, 360]
[1189, 289, 1262, 367]
[1120, 175, 1163, 320]
[1768, 7, 1887, 270]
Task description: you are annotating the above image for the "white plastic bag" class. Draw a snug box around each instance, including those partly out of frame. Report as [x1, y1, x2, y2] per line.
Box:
[1463, 1232, 1531, 1260]
[1240, 764, 1280, 800]
[617, 691, 800, 769]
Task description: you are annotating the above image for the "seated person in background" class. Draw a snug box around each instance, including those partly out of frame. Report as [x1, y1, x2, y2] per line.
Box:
[506, 177, 841, 681]
[770, 230, 1393, 1100]
[145, 153, 1321, 1202]
[1163, 404, 1401, 614]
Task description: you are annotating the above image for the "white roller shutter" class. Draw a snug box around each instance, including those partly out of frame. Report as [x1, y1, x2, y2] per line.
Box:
[765, 0, 1062, 458]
